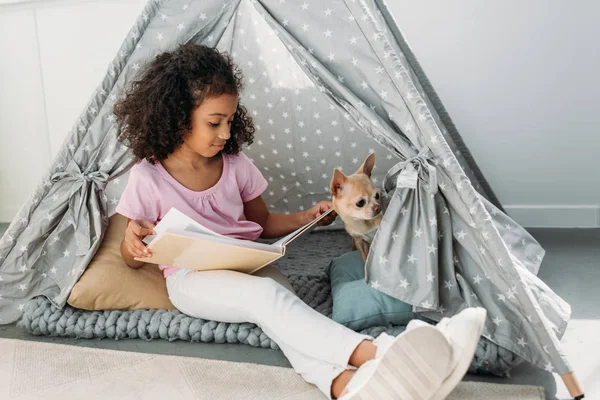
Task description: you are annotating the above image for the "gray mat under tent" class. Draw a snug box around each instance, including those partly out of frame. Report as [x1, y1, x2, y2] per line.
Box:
[19, 230, 522, 377]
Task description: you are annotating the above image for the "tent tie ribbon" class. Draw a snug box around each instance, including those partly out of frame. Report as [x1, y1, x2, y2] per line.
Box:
[51, 162, 109, 256]
[383, 146, 438, 195]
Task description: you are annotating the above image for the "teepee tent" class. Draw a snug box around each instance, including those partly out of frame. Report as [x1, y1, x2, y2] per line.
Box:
[0, 0, 582, 396]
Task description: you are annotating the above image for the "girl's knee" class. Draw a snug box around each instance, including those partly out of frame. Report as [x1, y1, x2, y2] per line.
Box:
[245, 276, 283, 301]
[241, 277, 292, 318]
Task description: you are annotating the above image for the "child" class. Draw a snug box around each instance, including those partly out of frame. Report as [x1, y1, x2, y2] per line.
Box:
[114, 43, 486, 399]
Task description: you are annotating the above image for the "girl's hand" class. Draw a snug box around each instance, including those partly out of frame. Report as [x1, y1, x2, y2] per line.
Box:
[124, 219, 156, 258]
[305, 201, 337, 227]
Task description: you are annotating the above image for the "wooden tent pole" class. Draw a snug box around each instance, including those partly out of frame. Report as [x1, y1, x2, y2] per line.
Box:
[561, 372, 584, 399]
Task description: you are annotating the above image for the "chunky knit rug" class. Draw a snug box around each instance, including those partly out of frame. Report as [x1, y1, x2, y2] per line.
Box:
[18, 231, 522, 376]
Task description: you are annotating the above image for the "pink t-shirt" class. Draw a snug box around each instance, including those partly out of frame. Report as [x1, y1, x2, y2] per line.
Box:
[115, 152, 268, 277]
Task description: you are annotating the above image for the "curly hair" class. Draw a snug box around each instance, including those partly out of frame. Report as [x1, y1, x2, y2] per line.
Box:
[114, 43, 254, 163]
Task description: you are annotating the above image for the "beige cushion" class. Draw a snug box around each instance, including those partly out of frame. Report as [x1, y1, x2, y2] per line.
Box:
[68, 214, 175, 310]
[68, 214, 295, 311]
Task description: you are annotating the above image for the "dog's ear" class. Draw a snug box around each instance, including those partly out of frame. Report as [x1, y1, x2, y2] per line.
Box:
[356, 153, 376, 177]
[330, 168, 347, 197]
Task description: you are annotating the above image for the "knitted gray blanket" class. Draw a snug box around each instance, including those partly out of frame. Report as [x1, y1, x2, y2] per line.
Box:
[18, 231, 522, 376]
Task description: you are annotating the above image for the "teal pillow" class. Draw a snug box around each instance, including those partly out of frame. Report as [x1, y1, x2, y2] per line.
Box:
[326, 251, 414, 331]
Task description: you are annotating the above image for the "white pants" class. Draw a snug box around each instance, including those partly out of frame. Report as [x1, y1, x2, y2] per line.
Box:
[166, 268, 370, 398]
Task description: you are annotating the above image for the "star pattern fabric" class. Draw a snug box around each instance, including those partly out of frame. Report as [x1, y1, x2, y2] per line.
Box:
[0, 0, 572, 376]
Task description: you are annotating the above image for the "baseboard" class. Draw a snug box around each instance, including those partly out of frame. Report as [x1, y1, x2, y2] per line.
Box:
[504, 205, 600, 228]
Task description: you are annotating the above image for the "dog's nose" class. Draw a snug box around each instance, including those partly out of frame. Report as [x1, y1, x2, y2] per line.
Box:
[373, 205, 381, 215]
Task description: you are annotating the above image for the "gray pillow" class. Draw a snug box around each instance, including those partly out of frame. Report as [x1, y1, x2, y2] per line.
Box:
[326, 251, 414, 331]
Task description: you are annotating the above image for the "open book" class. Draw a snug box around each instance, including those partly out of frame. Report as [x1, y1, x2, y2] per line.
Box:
[134, 207, 334, 274]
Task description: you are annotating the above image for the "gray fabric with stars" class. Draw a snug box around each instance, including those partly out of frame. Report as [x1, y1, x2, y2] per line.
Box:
[0, 0, 571, 376]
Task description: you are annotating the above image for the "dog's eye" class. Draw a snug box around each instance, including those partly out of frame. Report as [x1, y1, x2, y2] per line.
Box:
[356, 199, 366, 208]
[375, 192, 380, 200]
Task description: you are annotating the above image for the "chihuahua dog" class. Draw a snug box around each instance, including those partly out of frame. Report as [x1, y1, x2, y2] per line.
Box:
[330, 153, 383, 263]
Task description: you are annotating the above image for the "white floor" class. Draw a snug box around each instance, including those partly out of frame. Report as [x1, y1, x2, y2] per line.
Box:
[0, 338, 547, 400]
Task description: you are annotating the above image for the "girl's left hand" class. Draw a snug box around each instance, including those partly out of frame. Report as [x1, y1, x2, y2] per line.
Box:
[306, 201, 337, 226]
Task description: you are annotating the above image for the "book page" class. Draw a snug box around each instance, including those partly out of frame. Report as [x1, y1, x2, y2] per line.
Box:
[143, 206, 333, 254]
[152, 228, 280, 254]
[271, 208, 335, 249]
[135, 231, 283, 273]
[143, 207, 222, 245]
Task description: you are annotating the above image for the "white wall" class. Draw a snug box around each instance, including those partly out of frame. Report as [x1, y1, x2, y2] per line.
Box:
[387, 1, 600, 227]
[0, 0, 598, 227]
[0, 0, 146, 222]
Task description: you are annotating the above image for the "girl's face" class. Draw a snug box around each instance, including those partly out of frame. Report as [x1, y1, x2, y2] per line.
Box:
[185, 93, 238, 158]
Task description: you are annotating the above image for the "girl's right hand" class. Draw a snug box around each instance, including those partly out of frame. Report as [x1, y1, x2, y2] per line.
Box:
[124, 219, 156, 258]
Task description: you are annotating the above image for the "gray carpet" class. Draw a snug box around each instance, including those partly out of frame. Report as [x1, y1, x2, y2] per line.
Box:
[1, 223, 599, 399]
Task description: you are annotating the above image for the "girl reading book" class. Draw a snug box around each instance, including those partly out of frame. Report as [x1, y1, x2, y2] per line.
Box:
[114, 43, 486, 400]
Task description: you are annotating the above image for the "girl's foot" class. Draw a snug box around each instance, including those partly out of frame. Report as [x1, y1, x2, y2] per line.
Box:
[429, 307, 487, 400]
[339, 307, 487, 400]
[402, 307, 488, 399]
[339, 325, 452, 399]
